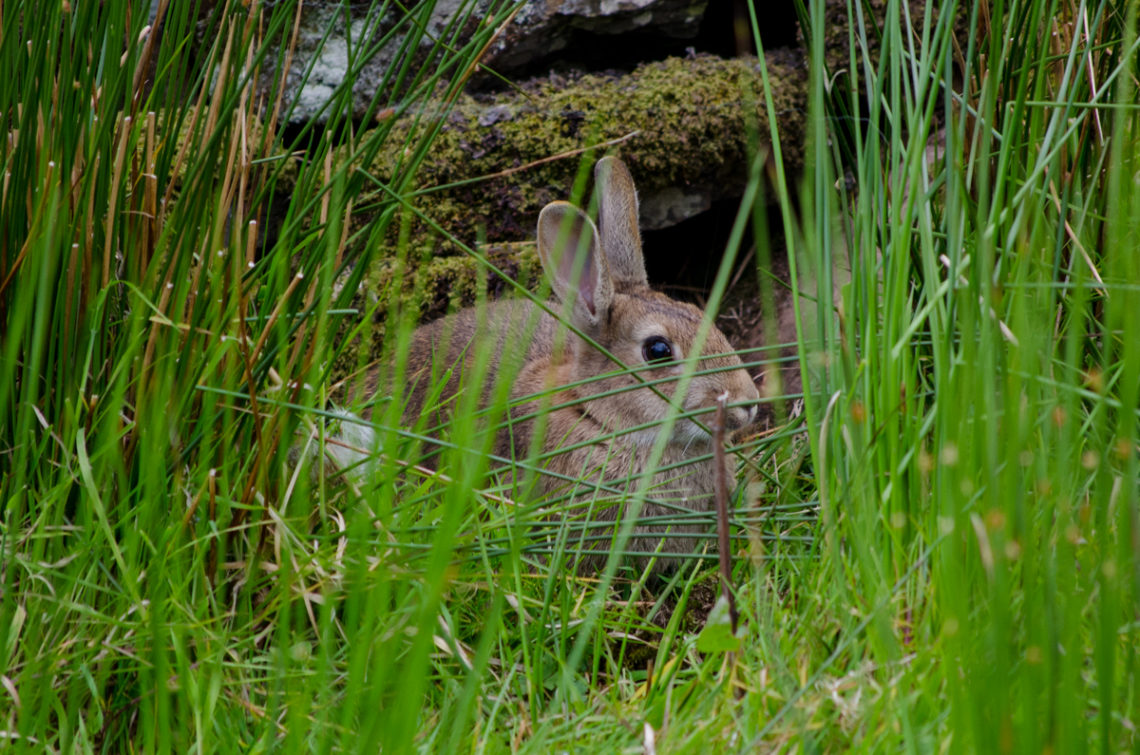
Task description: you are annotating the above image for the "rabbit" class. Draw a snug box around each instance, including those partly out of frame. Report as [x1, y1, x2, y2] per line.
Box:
[336, 156, 760, 570]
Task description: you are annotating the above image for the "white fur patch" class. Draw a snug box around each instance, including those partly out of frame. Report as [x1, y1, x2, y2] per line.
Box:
[322, 409, 377, 482]
[673, 419, 712, 445]
[626, 419, 710, 449]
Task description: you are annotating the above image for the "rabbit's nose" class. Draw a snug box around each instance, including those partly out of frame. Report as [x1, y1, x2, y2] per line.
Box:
[725, 403, 757, 430]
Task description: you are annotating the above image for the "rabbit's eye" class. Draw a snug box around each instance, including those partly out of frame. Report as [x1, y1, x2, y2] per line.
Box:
[641, 336, 674, 364]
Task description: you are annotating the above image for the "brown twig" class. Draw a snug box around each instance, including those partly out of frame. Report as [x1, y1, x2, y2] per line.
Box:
[131, 0, 169, 113]
[406, 131, 642, 198]
[712, 392, 739, 635]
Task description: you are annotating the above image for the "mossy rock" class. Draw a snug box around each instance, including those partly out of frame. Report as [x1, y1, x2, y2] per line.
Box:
[349, 51, 807, 256]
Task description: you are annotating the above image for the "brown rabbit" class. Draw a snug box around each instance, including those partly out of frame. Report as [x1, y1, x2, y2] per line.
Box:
[337, 157, 759, 569]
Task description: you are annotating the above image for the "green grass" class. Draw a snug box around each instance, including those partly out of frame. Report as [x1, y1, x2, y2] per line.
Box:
[2, 0, 1138, 751]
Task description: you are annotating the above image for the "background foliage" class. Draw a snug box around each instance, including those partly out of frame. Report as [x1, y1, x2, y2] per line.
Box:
[1, 0, 1137, 751]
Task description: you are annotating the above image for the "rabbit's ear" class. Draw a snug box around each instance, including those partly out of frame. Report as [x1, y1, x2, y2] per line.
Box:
[537, 201, 613, 328]
[595, 156, 648, 289]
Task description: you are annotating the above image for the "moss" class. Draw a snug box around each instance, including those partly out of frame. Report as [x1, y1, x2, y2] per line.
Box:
[353, 52, 806, 256]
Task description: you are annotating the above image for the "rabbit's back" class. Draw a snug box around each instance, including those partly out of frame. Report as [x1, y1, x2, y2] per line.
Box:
[387, 298, 557, 433]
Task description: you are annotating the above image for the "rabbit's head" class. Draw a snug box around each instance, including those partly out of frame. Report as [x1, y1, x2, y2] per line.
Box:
[536, 157, 759, 446]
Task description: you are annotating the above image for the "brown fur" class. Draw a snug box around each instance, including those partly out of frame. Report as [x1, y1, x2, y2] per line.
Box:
[365, 158, 760, 570]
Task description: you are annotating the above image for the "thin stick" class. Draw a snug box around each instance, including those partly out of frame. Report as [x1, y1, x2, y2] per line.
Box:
[406, 131, 641, 198]
[712, 392, 738, 634]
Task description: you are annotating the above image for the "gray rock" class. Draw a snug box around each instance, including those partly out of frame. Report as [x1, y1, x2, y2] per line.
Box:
[276, 0, 709, 124]
[476, 104, 516, 127]
[488, 0, 708, 70]
[639, 185, 712, 230]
